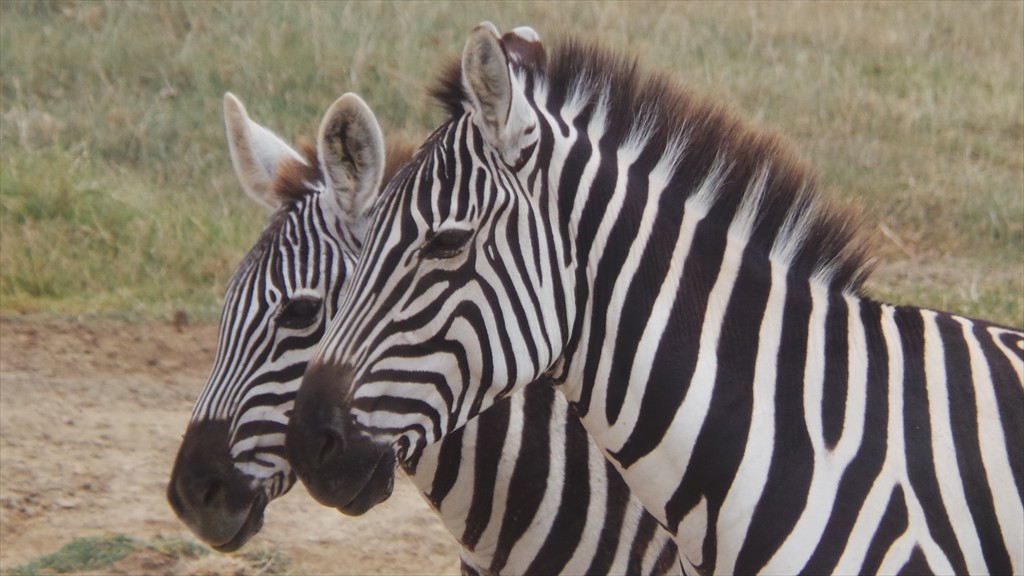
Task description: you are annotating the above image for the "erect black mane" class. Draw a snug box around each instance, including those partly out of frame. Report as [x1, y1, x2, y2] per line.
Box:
[429, 36, 875, 294]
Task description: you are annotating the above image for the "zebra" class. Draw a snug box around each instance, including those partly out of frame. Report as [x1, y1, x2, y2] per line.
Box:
[285, 23, 1024, 575]
[166, 91, 681, 574]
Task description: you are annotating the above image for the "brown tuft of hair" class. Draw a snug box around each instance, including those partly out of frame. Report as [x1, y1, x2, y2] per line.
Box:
[382, 138, 419, 189]
[272, 139, 321, 204]
[271, 136, 419, 205]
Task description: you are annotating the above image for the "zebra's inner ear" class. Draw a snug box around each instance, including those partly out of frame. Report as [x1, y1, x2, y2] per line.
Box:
[317, 93, 386, 243]
[462, 22, 538, 166]
[223, 92, 305, 212]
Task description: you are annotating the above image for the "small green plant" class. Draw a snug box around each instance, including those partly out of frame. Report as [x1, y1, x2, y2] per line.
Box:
[239, 548, 291, 576]
[6, 534, 141, 575]
[146, 535, 210, 561]
[4, 534, 292, 576]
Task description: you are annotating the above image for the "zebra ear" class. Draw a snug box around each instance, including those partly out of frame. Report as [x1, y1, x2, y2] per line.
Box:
[317, 93, 385, 242]
[462, 22, 538, 164]
[223, 92, 305, 211]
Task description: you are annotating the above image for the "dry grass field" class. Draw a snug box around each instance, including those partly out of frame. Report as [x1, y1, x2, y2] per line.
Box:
[0, 2, 1021, 574]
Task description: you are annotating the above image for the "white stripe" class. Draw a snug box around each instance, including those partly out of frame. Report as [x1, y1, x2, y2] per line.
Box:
[562, 436, 611, 572]
[568, 97, 609, 233]
[766, 292, 873, 571]
[921, 311, 988, 573]
[677, 496, 707, 572]
[875, 531, 915, 574]
[233, 403, 291, 429]
[230, 432, 285, 459]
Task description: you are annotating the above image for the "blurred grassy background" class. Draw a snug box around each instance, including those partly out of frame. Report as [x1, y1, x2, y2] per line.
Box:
[1, 1, 1021, 325]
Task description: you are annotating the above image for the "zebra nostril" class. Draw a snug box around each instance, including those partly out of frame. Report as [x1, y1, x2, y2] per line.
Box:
[199, 476, 223, 508]
[316, 427, 345, 467]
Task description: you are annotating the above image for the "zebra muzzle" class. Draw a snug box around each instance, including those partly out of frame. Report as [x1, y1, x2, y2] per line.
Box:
[286, 360, 396, 515]
[167, 419, 268, 551]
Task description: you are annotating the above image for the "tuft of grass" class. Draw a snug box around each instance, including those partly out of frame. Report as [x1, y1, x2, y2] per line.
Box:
[146, 535, 210, 562]
[5, 534, 140, 575]
[4, 534, 291, 576]
[1, 1, 1021, 324]
[238, 548, 291, 576]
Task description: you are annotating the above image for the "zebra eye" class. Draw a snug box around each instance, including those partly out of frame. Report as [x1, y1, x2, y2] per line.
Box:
[422, 228, 474, 260]
[276, 295, 322, 330]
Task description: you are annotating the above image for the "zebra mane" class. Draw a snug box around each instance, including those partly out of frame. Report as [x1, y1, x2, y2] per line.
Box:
[430, 37, 876, 295]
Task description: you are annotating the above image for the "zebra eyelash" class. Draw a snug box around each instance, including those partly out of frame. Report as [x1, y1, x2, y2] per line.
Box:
[421, 227, 475, 260]
[274, 293, 323, 330]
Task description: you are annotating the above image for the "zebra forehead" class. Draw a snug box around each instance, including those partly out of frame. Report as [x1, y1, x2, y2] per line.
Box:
[229, 136, 422, 286]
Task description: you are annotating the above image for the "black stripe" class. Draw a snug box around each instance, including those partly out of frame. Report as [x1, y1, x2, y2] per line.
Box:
[652, 539, 682, 576]
[426, 426, 465, 509]
[554, 109, 598, 387]
[821, 292, 850, 450]
[584, 458, 629, 574]
[628, 509, 662, 575]
[862, 485, 909, 573]
[602, 152, 654, 424]
[939, 315, 1013, 574]
[462, 392, 511, 549]
[897, 545, 932, 575]
[351, 395, 436, 441]
[525, 403, 590, 574]
[735, 275, 814, 573]
[488, 170, 543, 372]
[491, 382, 552, 572]
[271, 325, 325, 362]
[554, 103, 595, 239]
[897, 309, 968, 574]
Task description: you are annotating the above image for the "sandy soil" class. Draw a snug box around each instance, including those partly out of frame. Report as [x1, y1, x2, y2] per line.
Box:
[0, 316, 461, 575]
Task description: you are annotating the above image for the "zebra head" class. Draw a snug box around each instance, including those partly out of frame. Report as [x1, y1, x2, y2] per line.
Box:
[167, 92, 396, 550]
[286, 24, 575, 512]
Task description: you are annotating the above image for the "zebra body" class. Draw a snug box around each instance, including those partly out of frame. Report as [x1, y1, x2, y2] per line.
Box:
[287, 25, 1024, 575]
[167, 92, 680, 574]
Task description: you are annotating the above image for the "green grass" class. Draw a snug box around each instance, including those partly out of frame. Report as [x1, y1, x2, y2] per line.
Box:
[4, 534, 289, 576]
[1, 1, 1021, 324]
[5, 534, 139, 575]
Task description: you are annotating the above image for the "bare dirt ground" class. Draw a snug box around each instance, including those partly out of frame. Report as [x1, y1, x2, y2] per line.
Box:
[0, 316, 461, 575]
